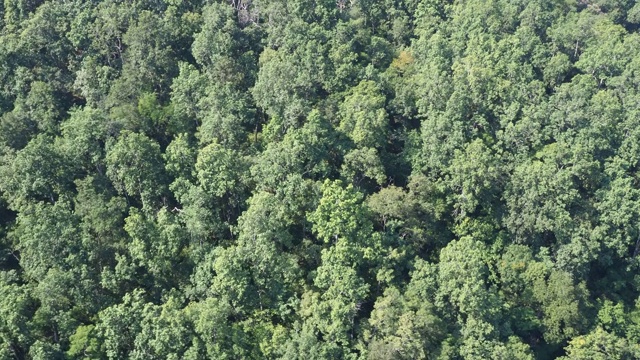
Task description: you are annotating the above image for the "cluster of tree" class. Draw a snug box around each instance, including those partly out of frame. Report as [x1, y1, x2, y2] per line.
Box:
[1, 0, 640, 358]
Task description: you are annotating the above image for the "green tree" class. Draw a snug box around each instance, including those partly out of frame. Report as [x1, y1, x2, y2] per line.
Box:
[0, 271, 36, 360]
[252, 21, 331, 127]
[339, 80, 389, 149]
[560, 327, 640, 360]
[59, 107, 115, 173]
[105, 131, 167, 208]
[0, 135, 73, 211]
[124, 208, 190, 289]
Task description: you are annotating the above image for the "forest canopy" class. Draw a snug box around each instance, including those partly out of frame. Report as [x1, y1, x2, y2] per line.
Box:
[1, 0, 640, 359]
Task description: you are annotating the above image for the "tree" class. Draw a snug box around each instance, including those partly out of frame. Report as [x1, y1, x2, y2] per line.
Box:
[10, 201, 81, 281]
[252, 21, 331, 127]
[364, 284, 444, 360]
[129, 296, 193, 360]
[0, 135, 73, 211]
[504, 143, 580, 246]
[94, 290, 147, 360]
[164, 133, 196, 181]
[251, 110, 337, 191]
[73, 176, 127, 274]
[0, 271, 36, 360]
[308, 180, 373, 245]
[437, 236, 502, 323]
[339, 80, 389, 149]
[111, 10, 177, 99]
[197, 85, 255, 147]
[446, 139, 503, 219]
[124, 208, 190, 289]
[532, 269, 591, 345]
[105, 131, 167, 208]
[59, 107, 115, 173]
[341, 147, 387, 187]
[560, 327, 640, 360]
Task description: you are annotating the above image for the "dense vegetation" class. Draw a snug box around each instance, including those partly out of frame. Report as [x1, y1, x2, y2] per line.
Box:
[1, 0, 640, 358]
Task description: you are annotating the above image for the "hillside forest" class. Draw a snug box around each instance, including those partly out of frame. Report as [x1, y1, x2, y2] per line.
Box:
[2, 0, 640, 358]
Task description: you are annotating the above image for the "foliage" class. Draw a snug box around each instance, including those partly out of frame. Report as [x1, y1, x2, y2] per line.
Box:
[0, 0, 639, 359]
